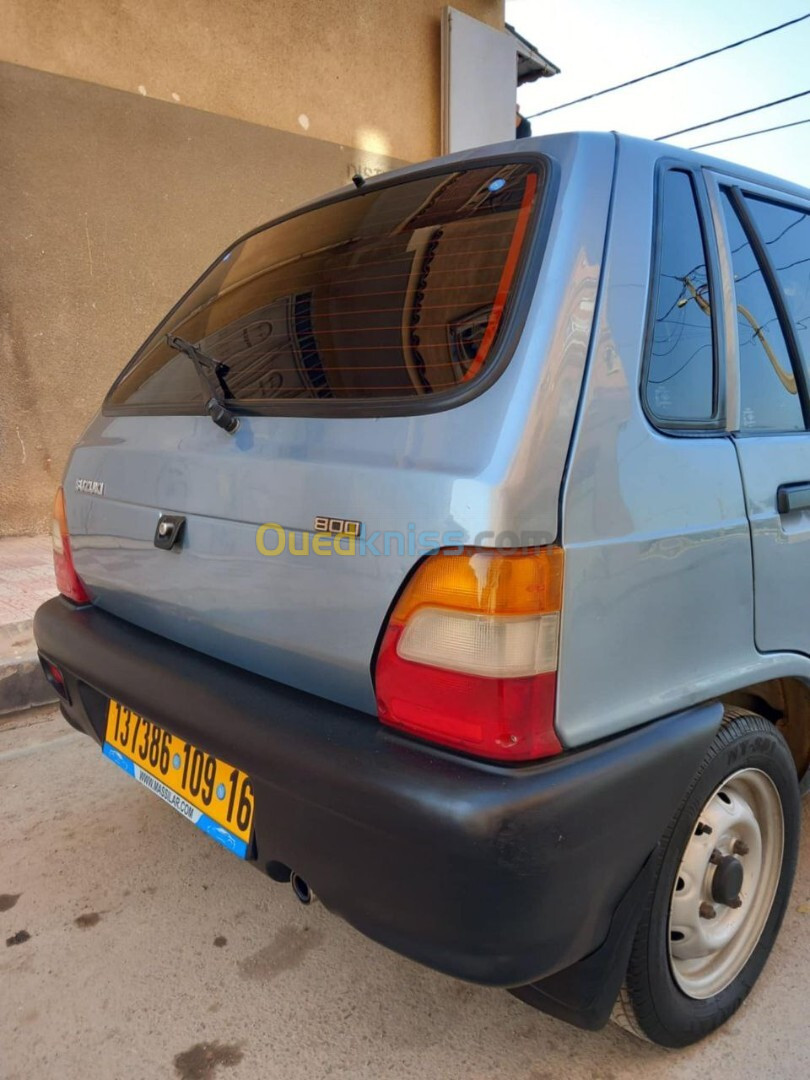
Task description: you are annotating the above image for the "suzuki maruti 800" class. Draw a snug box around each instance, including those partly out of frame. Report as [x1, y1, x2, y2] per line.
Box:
[35, 132, 810, 1046]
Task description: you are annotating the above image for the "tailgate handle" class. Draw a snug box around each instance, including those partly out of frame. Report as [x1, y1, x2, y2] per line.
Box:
[154, 514, 186, 550]
[776, 483, 810, 514]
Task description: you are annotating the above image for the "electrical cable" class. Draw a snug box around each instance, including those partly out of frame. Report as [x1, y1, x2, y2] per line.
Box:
[657, 89, 810, 140]
[523, 13, 810, 120]
[690, 116, 810, 149]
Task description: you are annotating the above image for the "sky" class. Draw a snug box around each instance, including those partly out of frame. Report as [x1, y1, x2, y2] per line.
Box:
[507, 0, 810, 186]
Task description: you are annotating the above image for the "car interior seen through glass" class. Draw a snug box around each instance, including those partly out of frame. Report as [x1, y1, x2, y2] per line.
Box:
[108, 164, 542, 409]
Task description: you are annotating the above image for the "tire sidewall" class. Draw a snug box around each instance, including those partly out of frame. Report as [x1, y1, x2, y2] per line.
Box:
[630, 715, 800, 1047]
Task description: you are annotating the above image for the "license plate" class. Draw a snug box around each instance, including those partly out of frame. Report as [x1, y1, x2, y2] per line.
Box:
[102, 699, 254, 858]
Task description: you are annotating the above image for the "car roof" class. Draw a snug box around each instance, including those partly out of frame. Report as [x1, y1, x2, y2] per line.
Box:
[353, 130, 810, 206]
[552, 130, 810, 202]
[242, 131, 810, 249]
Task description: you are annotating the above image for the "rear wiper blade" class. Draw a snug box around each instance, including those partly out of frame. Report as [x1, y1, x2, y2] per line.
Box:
[165, 334, 239, 434]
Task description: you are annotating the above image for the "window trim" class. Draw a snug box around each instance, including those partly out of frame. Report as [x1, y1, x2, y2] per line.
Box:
[702, 171, 740, 432]
[102, 151, 558, 420]
[641, 162, 726, 434]
[707, 169, 810, 437]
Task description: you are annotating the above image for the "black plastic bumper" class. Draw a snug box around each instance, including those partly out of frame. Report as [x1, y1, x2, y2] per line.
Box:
[34, 596, 721, 996]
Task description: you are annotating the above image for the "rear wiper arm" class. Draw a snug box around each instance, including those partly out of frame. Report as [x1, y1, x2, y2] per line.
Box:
[165, 334, 239, 434]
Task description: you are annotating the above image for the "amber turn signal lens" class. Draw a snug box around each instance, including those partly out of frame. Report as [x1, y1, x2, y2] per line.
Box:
[389, 546, 563, 624]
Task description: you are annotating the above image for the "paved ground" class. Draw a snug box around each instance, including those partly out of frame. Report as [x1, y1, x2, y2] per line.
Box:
[3, 705, 810, 1080]
[0, 536, 57, 715]
[0, 536, 54, 626]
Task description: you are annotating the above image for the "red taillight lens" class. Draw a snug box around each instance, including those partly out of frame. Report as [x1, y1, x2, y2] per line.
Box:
[375, 547, 564, 762]
[52, 487, 91, 604]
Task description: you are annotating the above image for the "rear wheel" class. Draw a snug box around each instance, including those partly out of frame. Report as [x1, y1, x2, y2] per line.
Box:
[615, 711, 799, 1047]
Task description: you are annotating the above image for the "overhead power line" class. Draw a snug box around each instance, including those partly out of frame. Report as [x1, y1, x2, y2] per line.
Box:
[690, 116, 810, 150]
[656, 89, 810, 140]
[524, 13, 810, 121]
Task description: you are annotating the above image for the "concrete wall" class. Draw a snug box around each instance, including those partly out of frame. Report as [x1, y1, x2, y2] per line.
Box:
[1, 0, 503, 165]
[0, 61, 404, 535]
[0, 0, 505, 536]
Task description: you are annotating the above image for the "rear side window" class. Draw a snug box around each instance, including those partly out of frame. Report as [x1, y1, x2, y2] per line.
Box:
[720, 190, 804, 433]
[743, 196, 810, 374]
[108, 163, 543, 411]
[645, 170, 716, 424]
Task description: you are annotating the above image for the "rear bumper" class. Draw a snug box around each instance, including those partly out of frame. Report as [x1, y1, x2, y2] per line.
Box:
[34, 596, 721, 990]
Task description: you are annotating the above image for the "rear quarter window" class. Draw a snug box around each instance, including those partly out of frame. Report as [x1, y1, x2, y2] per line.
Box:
[107, 161, 545, 414]
[644, 169, 717, 426]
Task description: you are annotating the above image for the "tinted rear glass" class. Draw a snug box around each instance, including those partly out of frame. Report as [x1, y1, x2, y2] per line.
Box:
[108, 162, 543, 410]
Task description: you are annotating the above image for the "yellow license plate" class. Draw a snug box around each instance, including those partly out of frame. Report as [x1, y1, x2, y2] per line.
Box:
[103, 699, 254, 858]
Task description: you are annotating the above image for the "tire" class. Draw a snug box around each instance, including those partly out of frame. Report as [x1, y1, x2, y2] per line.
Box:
[617, 711, 800, 1048]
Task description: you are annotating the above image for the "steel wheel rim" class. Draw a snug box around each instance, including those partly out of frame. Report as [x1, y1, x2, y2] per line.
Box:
[668, 767, 784, 1000]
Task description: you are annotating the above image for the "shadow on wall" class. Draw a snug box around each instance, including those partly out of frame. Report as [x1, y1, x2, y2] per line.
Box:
[0, 62, 402, 537]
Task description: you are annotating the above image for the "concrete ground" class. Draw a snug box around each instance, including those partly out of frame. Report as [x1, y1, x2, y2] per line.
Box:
[0, 536, 54, 626]
[0, 536, 57, 715]
[2, 706, 810, 1080]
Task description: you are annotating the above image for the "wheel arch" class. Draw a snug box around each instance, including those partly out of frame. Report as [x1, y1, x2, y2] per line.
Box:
[720, 677, 810, 782]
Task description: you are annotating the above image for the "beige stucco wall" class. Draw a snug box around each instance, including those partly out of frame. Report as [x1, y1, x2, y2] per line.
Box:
[0, 0, 506, 536]
[1, 0, 503, 164]
[0, 61, 405, 536]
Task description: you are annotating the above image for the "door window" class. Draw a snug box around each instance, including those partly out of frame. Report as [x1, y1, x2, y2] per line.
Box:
[720, 190, 804, 432]
[743, 196, 810, 375]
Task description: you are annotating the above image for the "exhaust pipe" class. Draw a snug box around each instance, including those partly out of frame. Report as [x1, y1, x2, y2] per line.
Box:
[290, 872, 316, 905]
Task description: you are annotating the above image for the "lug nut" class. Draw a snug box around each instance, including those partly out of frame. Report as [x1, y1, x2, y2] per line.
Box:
[710, 849, 723, 865]
[728, 897, 743, 909]
[732, 839, 749, 856]
[699, 901, 717, 919]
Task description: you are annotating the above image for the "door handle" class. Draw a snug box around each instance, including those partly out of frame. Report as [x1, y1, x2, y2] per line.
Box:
[776, 483, 810, 514]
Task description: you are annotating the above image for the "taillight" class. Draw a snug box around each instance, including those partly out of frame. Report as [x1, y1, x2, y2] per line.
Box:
[52, 487, 91, 604]
[41, 658, 70, 701]
[375, 546, 564, 762]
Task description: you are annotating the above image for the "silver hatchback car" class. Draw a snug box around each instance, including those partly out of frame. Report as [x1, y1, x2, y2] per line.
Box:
[35, 132, 810, 1046]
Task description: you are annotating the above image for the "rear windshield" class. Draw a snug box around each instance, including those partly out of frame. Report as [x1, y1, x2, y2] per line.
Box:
[107, 161, 543, 411]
